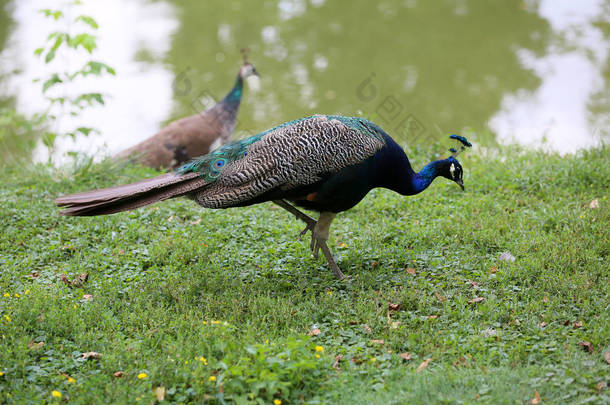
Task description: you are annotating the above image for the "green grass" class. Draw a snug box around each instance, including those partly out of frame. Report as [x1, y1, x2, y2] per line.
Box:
[0, 146, 608, 404]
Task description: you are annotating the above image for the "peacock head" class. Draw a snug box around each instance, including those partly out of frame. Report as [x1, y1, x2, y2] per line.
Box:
[438, 157, 464, 191]
[441, 134, 472, 191]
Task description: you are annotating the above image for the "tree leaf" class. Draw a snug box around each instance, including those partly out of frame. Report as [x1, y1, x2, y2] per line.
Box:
[42, 74, 62, 93]
[44, 50, 56, 64]
[75, 15, 99, 29]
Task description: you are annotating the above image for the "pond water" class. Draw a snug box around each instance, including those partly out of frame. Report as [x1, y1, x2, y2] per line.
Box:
[0, 0, 608, 162]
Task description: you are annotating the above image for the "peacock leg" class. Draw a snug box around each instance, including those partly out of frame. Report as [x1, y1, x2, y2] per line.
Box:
[273, 200, 317, 240]
[312, 212, 345, 279]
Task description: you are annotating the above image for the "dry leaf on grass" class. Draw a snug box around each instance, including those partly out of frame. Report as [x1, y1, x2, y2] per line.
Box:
[83, 294, 93, 301]
[434, 291, 446, 302]
[572, 321, 583, 329]
[468, 297, 485, 304]
[416, 358, 432, 372]
[406, 267, 416, 275]
[28, 341, 44, 350]
[597, 382, 606, 392]
[59, 273, 89, 288]
[539, 322, 547, 328]
[81, 351, 102, 360]
[578, 341, 593, 354]
[399, 352, 412, 361]
[333, 355, 344, 371]
[307, 328, 321, 336]
[467, 280, 479, 287]
[113, 371, 124, 378]
[390, 321, 401, 329]
[388, 303, 401, 311]
[363, 324, 372, 333]
[589, 198, 599, 209]
[426, 315, 438, 320]
[604, 351, 610, 364]
[490, 266, 497, 274]
[530, 390, 541, 404]
[370, 339, 385, 345]
[154, 386, 166, 401]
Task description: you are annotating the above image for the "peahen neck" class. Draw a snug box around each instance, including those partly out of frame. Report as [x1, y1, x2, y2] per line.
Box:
[222, 75, 243, 106]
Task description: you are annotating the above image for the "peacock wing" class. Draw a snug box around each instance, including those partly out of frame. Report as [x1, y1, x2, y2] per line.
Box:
[189, 115, 387, 208]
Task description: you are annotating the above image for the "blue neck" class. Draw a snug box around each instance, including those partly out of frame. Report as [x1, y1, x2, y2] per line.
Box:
[223, 75, 243, 105]
[411, 160, 444, 194]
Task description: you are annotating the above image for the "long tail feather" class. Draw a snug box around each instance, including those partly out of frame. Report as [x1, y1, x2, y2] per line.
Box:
[56, 172, 208, 216]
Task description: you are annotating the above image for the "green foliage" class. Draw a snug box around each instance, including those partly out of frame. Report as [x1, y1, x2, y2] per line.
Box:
[0, 146, 608, 403]
[0, 108, 48, 165]
[34, 3, 115, 153]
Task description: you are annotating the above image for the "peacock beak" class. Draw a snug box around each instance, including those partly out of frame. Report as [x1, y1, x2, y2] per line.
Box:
[456, 178, 464, 191]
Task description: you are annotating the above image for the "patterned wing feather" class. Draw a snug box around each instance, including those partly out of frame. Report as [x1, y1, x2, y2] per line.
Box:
[185, 115, 387, 208]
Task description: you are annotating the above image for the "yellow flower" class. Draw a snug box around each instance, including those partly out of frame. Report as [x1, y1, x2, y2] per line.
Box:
[3, 293, 9, 298]
[274, 400, 282, 405]
[327, 290, 332, 296]
[208, 375, 216, 382]
[199, 356, 207, 365]
[339, 243, 347, 248]
[3, 315, 10, 323]
[211, 320, 220, 325]
[25, 290, 30, 295]
[51, 390, 62, 398]
[315, 354, 320, 359]
[0, 371, 4, 376]
[14, 293, 20, 298]
[184, 360, 189, 365]
[265, 339, 269, 344]
[67, 377, 76, 383]
[371, 357, 377, 363]
[137, 373, 148, 379]
[315, 345, 324, 353]
[202, 321, 208, 325]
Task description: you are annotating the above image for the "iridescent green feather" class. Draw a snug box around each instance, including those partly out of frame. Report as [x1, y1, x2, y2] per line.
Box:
[177, 133, 264, 181]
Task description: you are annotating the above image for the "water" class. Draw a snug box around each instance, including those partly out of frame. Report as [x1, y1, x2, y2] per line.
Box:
[0, 0, 608, 163]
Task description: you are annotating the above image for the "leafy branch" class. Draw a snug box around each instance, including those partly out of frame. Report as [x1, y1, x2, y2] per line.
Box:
[34, 3, 115, 152]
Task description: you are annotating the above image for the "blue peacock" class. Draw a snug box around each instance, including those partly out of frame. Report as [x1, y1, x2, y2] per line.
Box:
[57, 115, 472, 278]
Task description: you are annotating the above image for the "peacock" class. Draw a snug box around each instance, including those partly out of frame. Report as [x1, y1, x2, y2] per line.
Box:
[115, 56, 259, 169]
[56, 115, 471, 279]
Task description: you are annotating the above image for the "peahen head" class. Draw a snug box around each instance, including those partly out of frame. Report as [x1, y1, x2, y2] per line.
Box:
[239, 62, 259, 80]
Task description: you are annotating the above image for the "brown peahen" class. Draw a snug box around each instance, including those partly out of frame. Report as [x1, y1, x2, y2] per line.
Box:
[115, 58, 258, 169]
[57, 115, 471, 278]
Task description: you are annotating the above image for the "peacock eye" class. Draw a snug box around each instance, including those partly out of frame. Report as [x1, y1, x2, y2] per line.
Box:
[215, 160, 224, 167]
[243, 151, 247, 157]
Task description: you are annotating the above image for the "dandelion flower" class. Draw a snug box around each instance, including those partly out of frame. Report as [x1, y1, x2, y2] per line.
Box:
[14, 293, 20, 298]
[371, 357, 377, 363]
[3, 315, 11, 323]
[274, 400, 282, 405]
[315, 354, 320, 359]
[25, 290, 30, 295]
[211, 320, 220, 325]
[199, 356, 207, 365]
[137, 373, 148, 379]
[208, 375, 216, 382]
[2, 293, 9, 298]
[315, 345, 324, 353]
[0, 371, 4, 376]
[67, 377, 76, 383]
[51, 391, 62, 398]
[202, 321, 208, 325]
[339, 243, 347, 248]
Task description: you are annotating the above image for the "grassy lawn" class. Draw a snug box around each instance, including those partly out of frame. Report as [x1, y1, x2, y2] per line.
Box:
[0, 145, 608, 404]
